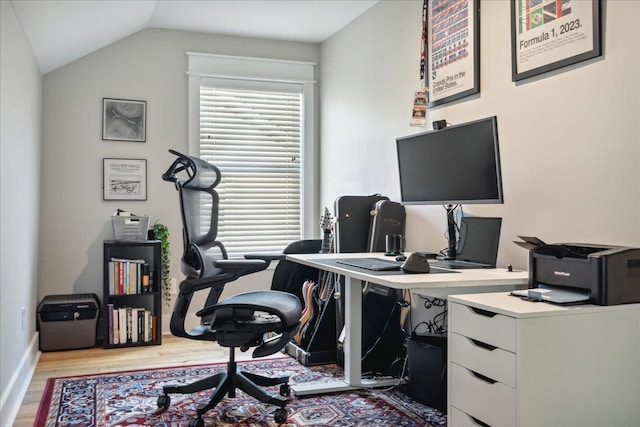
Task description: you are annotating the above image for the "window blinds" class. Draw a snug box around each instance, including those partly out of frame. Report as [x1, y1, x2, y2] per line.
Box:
[199, 82, 303, 258]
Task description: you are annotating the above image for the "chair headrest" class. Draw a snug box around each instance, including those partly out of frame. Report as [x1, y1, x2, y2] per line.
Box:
[162, 149, 221, 191]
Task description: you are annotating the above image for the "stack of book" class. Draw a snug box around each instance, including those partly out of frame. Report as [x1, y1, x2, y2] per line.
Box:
[106, 303, 157, 345]
[108, 257, 152, 295]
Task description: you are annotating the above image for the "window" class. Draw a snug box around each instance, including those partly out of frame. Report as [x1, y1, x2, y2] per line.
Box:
[188, 53, 316, 258]
[200, 82, 302, 257]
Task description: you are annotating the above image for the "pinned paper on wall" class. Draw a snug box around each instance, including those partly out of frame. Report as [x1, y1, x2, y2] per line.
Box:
[411, 89, 427, 127]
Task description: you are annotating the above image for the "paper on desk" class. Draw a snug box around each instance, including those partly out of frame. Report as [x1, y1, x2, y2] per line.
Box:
[511, 286, 590, 304]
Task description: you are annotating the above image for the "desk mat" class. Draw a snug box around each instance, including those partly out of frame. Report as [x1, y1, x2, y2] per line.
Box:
[315, 258, 459, 275]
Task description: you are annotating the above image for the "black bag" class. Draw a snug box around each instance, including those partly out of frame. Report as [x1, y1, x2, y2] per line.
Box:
[334, 194, 388, 253]
[368, 199, 406, 252]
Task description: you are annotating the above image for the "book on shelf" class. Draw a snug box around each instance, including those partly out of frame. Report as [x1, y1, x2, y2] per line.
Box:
[129, 307, 136, 343]
[142, 263, 150, 293]
[118, 308, 127, 344]
[108, 257, 153, 295]
[107, 304, 114, 345]
[107, 305, 155, 345]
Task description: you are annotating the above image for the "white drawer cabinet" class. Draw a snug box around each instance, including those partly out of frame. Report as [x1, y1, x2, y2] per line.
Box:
[448, 293, 640, 427]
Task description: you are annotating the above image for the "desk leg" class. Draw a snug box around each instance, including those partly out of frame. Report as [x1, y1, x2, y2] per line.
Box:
[343, 275, 362, 386]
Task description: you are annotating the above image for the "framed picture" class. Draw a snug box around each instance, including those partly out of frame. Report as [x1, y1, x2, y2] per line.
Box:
[102, 98, 146, 142]
[103, 158, 147, 201]
[511, 0, 601, 81]
[425, 0, 479, 107]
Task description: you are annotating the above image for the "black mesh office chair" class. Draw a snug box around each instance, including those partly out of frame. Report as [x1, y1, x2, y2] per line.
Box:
[157, 150, 302, 426]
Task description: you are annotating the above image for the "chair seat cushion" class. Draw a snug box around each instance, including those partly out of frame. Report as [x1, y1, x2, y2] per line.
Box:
[197, 290, 302, 328]
[196, 290, 302, 356]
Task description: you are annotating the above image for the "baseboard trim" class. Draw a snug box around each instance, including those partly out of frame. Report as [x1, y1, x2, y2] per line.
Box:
[0, 332, 40, 426]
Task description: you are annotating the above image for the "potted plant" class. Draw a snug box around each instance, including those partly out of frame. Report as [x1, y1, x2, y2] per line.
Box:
[151, 223, 172, 308]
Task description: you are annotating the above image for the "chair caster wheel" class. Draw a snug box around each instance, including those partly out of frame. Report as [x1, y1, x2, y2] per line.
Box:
[157, 394, 170, 410]
[188, 418, 204, 427]
[279, 383, 291, 397]
[274, 407, 288, 424]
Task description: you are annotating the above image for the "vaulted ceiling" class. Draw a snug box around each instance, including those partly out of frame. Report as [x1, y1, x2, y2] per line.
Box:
[10, 0, 379, 74]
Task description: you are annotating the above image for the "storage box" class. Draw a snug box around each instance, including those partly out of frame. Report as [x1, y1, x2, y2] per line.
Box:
[112, 215, 149, 241]
[37, 293, 100, 351]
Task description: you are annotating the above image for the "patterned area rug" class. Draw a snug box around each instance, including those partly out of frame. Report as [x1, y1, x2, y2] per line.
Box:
[35, 357, 446, 427]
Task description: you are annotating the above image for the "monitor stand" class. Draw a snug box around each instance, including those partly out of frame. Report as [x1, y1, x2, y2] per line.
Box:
[444, 204, 458, 260]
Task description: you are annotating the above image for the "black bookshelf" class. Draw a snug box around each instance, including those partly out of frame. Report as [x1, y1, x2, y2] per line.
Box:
[103, 240, 162, 348]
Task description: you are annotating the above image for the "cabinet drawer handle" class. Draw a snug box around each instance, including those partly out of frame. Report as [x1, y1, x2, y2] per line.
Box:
[469, 369, 497, 384]
[470, 307, 497, 317]
[470, 338, 497, 351]
[469, 415, 492, 427]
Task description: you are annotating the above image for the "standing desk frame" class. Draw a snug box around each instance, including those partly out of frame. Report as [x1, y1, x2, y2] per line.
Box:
[286, 252, 528, 395]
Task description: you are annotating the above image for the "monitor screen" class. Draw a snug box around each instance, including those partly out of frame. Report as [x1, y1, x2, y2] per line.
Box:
[396, 116, 503, 205]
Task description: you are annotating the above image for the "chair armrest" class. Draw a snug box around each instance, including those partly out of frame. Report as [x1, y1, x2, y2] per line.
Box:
[213, 259, 269, 280]
[178, 272, 233, 294]
[244, 253, 285, 262]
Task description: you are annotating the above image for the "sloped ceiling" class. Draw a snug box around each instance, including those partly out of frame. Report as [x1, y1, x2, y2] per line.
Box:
[10, 0, 379, 74]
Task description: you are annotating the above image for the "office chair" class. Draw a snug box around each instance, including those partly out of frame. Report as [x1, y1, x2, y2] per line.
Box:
[157, 150, 302, 426]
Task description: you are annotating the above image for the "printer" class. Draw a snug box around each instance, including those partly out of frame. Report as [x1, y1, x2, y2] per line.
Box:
[515, 237, 640, 306]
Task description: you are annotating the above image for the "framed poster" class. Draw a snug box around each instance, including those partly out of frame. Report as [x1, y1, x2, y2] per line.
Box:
[102, 98, 146, 142]
[425, 0, 480, 107]
[103, 158, 147, 201]
[511, 0, 601, 81]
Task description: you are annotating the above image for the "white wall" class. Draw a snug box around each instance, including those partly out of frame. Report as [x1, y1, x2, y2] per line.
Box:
[39, 28, 320, 333]
[321, 0, 640, 270]
[0, 1, 42, 423]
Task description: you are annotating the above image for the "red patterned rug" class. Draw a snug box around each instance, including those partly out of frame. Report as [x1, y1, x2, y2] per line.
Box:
[35, 356, 446, 426]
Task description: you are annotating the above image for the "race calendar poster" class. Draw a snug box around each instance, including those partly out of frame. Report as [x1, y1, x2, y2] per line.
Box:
[425, 0, 479, 107]
[511, 0, 601, 81]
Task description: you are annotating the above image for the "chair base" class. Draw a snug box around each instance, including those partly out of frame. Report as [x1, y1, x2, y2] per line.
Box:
[158, 348, 291, 425]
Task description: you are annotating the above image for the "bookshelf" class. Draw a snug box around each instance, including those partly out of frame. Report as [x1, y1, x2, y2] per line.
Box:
[103, 240, 162, 348]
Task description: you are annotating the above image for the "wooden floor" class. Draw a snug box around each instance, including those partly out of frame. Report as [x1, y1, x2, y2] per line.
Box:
[13, 335, 283, 427]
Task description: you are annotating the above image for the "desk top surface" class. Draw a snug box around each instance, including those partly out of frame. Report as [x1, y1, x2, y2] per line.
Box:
[449, 292, 640, 318]
[286, 252, 528, 291]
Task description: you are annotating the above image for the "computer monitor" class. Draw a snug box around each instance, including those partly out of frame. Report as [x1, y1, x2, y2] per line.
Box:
[396, 116, 504, 258]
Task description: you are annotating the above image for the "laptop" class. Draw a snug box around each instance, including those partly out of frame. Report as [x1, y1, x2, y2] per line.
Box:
[430, 216, 502, 269]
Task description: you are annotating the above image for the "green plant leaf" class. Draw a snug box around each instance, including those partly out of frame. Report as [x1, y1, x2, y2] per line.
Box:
[152, 223, 172, 308]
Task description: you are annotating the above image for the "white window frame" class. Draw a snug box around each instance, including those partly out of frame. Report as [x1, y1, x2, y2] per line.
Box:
[187, 52, 317, 255]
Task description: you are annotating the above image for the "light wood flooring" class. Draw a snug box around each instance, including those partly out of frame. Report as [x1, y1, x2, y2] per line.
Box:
[13, 335, 283, 427]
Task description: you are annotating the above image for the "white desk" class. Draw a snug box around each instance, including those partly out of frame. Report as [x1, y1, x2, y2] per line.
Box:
[286, 252, 528, 395]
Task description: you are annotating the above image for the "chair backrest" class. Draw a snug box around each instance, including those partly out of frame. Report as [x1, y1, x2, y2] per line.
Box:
[162, 149, 227, 278]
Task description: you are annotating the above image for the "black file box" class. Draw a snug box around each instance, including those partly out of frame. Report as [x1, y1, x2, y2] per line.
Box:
[37, 293, 100, 351]
[407, 333, 447, 412]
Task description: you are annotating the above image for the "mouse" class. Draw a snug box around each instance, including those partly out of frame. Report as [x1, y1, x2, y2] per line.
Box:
[395, 255, 407, 262]
[401, 252, 431, 274]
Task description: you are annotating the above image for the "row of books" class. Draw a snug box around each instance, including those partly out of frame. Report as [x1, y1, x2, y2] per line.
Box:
[106, 304, 157, 345]
[107, 257, 154, 295]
